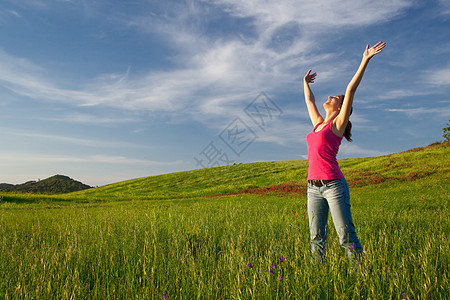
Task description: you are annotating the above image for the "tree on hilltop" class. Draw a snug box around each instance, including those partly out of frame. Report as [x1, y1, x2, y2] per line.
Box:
[443, 119, 450, 142]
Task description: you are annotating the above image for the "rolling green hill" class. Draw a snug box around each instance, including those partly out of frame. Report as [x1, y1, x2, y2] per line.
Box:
[1, 141, 448, 204]
[64, 141, 448, 202]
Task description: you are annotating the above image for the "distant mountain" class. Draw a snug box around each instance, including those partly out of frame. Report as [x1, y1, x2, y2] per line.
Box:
[0, 175, 92, 194]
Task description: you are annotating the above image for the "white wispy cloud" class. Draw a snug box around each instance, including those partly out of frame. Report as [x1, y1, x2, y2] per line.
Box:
[210, 0, 412, 27]
[0, 152, 182, 166]
[427, 66, 450, 86]
[386, 106, 450, 118]
[377, 89, 434, 100]
[377, 64, 450, 100]
[2, 9, 20, 19]
[438, 0, 450, 15]
[0, 1, 414, 127]
[339, 143, 390, 157]
[38, 112, 140, 125]
[2, 128, 151, 149]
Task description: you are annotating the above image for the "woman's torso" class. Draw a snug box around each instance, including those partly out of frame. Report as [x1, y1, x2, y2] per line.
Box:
[306, 121, 344, 180]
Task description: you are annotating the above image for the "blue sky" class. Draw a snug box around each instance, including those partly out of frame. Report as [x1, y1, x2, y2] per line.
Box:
[1, 0, 449, 186]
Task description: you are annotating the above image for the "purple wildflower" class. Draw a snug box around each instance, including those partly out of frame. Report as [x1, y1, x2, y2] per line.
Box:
[247, 263, 253, 268]
[278, 275, 283, 281]
[271, 264, 277, 269]
[385, 267, 389, 271]
[163, 295, 169, 299]
[280, 256, 285, 262]
[269, 269, 274, 274]
[349, 244, 354, 251]
[416, 264, 421, 269]
[400, 291, 404, 296]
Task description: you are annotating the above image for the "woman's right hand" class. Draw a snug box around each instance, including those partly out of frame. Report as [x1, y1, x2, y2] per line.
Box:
[304, 69, 316, 84]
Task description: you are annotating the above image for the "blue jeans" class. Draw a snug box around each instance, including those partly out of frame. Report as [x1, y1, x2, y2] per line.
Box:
[307, 178, 363, 261]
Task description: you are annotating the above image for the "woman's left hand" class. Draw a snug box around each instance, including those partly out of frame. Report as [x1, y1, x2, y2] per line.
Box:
[363, 41, 386, 60]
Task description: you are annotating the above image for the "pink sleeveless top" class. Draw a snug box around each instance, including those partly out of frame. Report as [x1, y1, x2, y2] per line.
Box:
[306, 121, 344, 180]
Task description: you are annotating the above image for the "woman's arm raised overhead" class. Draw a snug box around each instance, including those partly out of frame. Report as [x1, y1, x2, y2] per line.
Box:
[304, 69, 324, 127]
[335, 41, 386, 132]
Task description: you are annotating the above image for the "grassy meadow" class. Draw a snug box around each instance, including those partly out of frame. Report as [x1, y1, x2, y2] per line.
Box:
[0, 142, 448, 299]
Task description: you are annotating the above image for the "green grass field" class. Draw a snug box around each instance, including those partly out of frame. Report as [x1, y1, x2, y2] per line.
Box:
[0, 142, 448, 299]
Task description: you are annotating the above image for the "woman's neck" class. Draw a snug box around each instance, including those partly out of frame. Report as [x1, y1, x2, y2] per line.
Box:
[324, 111, 339, 124]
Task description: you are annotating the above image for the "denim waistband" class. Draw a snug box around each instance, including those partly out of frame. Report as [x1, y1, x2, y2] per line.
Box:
[308, 179, 338, 187]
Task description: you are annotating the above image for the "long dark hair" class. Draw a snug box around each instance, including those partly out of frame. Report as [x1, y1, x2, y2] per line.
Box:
[339, 95, 353, 142]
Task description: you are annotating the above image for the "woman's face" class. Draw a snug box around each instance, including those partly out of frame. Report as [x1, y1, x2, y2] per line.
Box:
[323, 95, 344, 111]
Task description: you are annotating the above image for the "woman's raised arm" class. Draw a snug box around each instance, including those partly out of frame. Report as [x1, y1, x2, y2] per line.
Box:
[335, 42, 386, 132]
[304, 69, 324, 126]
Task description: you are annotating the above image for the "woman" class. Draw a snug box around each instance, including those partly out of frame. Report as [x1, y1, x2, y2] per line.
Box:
[303, 41, 386, 262]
